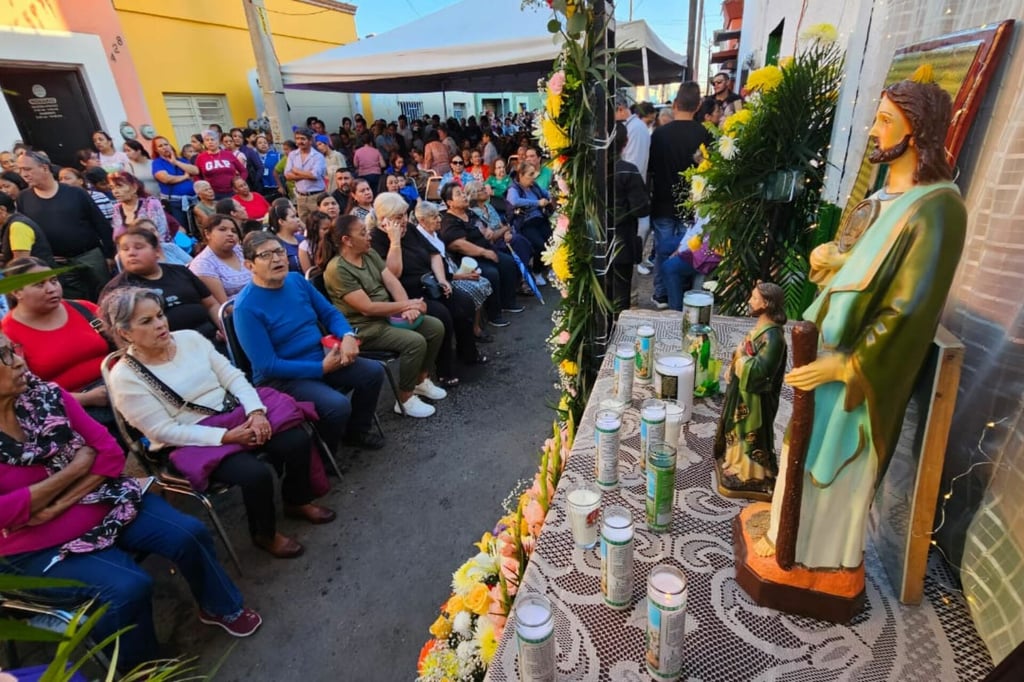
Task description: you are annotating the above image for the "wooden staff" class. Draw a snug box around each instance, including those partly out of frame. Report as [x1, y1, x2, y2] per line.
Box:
[776, 321, 818, 570]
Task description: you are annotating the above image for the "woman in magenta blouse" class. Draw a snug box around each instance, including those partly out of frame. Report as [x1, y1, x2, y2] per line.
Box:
[0, 334, 261, 670]
[196, 130, 247, 199]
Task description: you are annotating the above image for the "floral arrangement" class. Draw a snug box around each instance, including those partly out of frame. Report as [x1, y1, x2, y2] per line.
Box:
[683, 28, 844, 317]
[417, 422, 572, 681]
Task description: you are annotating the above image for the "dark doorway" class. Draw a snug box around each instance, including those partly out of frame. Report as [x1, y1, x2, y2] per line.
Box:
[0, 66, 101, 169]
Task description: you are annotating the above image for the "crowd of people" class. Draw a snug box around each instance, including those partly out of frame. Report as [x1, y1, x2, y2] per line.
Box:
[0, 106, 573, 671]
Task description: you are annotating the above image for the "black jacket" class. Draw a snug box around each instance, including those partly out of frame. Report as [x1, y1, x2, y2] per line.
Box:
[611, 158, 650, 265]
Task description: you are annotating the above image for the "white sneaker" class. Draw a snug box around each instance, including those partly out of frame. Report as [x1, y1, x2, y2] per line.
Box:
[413, 378, 447, 400]
[533, 273, 547, 286]
[637, 263, 651, 276]
[395, 395, 435, 417]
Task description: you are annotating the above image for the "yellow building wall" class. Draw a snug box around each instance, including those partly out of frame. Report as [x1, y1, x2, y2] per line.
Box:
[114, 0, 357, 146]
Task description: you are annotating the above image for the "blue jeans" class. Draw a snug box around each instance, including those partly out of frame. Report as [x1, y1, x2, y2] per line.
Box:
[0, 494, 243, 670]
[265, 356, 385, 451]
[652, 216, 688, 300]
[662, 255, 697, 311]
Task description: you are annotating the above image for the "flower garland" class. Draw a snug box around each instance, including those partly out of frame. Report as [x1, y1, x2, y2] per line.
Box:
[417, 2, 610, 679]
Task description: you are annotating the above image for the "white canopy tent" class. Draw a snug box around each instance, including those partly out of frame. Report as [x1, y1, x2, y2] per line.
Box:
[280, 0, 686, 95]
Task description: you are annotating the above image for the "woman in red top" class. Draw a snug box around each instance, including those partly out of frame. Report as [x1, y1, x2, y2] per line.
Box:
[196, 130, 246, 199]
[231, 176, 270, 221]
[1, 258, 112, 421]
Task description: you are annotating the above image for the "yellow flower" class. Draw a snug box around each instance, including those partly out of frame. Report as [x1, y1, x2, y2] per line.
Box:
[778, 56, 794, 70]
[446, 594, 465, 614]
[546, 91, 561, 120]
[699, 143, 709, 160]
[722, 108, 752, 135]
[558, 394, 570, 411]
[696, 157, 712, 173]
[476, 618, 499, 664]
[551, 243, 572, 281]
[800, 23, 838, 45]
[429, 615, 452, 639]
[560, 359, 579, 376]
[474, 532, 495, 553]
[464, 582, 491, 616]
[541, 117, 570, 153]
[691, 174, 708, 202]
[687, 234, 703, 252]
[451, 561, 476, 596]
[746, 65, 783, 93]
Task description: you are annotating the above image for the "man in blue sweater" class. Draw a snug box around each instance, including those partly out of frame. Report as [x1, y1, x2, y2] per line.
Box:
[234, 231, 386, 453]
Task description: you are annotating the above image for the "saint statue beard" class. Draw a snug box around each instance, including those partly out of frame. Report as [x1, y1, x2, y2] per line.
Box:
[868, 134, 912, 164]
[749, 303, 767, 318]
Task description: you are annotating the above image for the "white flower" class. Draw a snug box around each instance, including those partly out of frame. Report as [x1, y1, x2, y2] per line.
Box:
[746, 91, 762, 107]
[466, 551, 498, 580]
[691, 174, 708, 202]
[718, 135, 738, 160]
[702, 280, 719, 293]
[453, 611, 473, 638]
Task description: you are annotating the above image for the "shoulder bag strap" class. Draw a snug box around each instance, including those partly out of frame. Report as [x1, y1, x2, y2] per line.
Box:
[66, 300, 116, 351]
[120, 353, 222, 416]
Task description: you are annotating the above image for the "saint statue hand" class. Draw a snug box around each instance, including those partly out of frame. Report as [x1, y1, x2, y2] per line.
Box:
[784, 354, 847, 391]
[809, 242, 848, 284]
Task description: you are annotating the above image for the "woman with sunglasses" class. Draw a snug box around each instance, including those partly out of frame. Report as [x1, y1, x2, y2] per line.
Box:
[440, 156, 474, 187]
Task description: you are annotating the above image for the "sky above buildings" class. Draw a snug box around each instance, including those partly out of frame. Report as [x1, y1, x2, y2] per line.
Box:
[353, 0, 718, 64]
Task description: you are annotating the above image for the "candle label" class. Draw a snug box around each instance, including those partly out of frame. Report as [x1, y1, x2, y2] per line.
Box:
[646, 458, 675, 532]
[646, 593, 687, 679]
[635, 328, 655, 383]
[595, 422, 621, 488]
[655, 371, 678, 401]
[613, 349, 635, 403]
[600, 531, 634, 609]
[518, 632, 556, 682]
[638, 418, 665, 474]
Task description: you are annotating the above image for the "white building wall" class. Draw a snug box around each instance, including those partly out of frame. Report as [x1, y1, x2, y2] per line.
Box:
[0, 28, 130, 148]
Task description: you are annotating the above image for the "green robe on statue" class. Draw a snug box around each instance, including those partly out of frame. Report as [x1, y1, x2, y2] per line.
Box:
[766, 181, 966, 569]
[714, 322, 786, 498]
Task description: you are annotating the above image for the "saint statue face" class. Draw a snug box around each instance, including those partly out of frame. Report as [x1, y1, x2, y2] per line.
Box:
[748, 287, 767, 317]
[868, 94, 913, 164]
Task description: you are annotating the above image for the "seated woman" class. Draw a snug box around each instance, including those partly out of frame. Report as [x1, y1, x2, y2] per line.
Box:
[384, 152, 408, 177]
[232, 176, 270, 222]
[267, 198, 305, 272]
[346, 178, 375, 223]
[465, 180, 539, 287]
[103, 288, 335, 559]
[299, 209, 332, 274]
[440, 156, 474, 187]
[414, 201, 493, 343]
[1, 258, 115, 428]
[108, 171, 193, 266]
[320, 215, 446, 419]
[192, 180, 218, 229]
[484, 158, 511, 215]
[465, 149, 490, 181]
[439, 183, 521, 328]
[0, 339, 261, 671]
[368, 193, 484, 385]
[188, 214, 252, 304]
[101, 227, 221, 342]
[506, 163, 553, 281]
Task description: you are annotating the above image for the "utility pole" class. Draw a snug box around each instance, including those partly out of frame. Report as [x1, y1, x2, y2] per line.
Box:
[686, 0, 698, 81]
[243, 0, 293, 144]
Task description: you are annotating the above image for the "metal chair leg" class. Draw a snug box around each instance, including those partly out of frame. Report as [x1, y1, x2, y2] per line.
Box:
[379, 360, 404, 415]
[373, 413, 385, 439]
[306, 422, 343, 479]
[196, 495, 244, 576]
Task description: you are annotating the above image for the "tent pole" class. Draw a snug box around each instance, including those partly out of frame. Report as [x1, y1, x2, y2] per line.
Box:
[442, 87, 448, 119]
[642, 46, 650, 92]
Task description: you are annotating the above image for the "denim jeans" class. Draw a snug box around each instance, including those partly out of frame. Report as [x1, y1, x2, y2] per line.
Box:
[662, 255, 698, 311]
[0, 494, 243, 671]
[652, 216, 688, 300]
[265, 356, 385, 451]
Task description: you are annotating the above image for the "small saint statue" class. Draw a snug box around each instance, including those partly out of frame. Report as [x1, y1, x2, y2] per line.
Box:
[713, 282, 787, 501]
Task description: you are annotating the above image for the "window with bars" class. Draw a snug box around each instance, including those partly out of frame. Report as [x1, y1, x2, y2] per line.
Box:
[163, 93, 232, 147]
[452, 102, 466, 120]
[398, 100, 423, 120]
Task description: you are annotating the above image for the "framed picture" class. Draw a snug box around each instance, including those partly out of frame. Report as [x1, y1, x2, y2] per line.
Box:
[843, 20, 1014, 216]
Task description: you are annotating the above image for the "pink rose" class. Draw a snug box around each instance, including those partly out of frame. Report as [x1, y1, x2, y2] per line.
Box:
[548, 70, 566, 96]
[489, 613, 508, 635]
[556, 176, 569, 196]
[555, 213, 570, 236]
[556, 330, 570, 344]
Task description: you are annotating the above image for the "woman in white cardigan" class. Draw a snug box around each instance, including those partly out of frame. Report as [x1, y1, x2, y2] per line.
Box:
[103, 287, 335, 559]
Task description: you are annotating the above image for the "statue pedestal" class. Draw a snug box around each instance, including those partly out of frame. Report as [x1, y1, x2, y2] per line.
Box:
[733, 504, 865, 623]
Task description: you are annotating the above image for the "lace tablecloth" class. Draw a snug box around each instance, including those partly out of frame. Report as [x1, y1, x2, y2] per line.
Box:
[487, 310, 991, 681]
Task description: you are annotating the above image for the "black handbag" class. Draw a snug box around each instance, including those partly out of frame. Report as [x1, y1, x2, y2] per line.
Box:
[420, 272, 444, 300]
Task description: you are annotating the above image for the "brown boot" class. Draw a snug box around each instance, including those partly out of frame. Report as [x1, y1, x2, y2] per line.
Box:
[252, 532, 305, 558]
[284, 503, 337, 525]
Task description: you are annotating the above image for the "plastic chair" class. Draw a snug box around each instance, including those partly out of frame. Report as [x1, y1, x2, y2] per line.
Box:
[100, 351, 245, 575]
[303, 267, 405, 416]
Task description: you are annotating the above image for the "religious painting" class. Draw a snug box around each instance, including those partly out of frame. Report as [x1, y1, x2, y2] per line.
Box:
[843, 21, 1014, 217]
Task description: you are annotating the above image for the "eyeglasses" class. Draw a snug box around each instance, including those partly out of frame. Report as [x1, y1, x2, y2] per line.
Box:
[253, 247, 287, 261]
[0, 343, 24, 367]
[451, 160, 464, 165]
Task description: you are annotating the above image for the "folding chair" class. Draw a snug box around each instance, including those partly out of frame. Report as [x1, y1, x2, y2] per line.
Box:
[424, 175, 442, 202]
[100, 351, 244, 575]
[304, 267, 405, 416]
[218, 298, 362, 464]
[1, 592, 113, 672]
